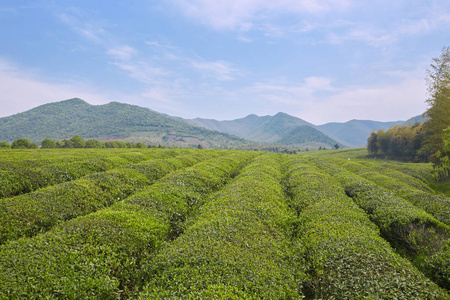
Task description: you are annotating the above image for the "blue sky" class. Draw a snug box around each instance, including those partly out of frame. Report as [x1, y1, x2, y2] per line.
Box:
[1, 0, 449, 124]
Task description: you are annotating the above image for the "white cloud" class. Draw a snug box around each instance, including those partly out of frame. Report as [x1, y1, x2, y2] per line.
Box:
[56, 9, 107, 44]
[249, 76, 335, 104]
[107, 45, 136, 60]
[309, 78, 427, 124]
[248, 73, 427, 124]
[0, 59, 111, 118]
[190, 60, 242, 81]
[170, 0, 351, 31]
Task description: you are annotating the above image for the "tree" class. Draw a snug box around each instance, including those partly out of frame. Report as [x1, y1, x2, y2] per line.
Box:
[135, 142, 147, 148]
[11, 138, 37, 149]
[41, 138, 56, 149]
[431, 126, 450, 180]
[367, 132, 378, 155]
[85, 139, 101, 148]
[334, 144, 340, 150]
[57, 139, 73, 148]
[422, 46, 450, 156]
[70, 135, 86, 148]
[0, 141, 10, 149]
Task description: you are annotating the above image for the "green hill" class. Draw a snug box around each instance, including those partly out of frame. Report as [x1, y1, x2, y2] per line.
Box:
[245, 112, 315, 143]
[0, 99, 250, 148]
[276, 125, 343, 148]
[190, 112, 343, 148]
[318, 117, 423, 147]
[188, 114, 271, 138]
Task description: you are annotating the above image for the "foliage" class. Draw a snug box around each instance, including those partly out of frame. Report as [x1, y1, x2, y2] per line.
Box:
[0, 98, 250, 149]
[284, 155, 447, 299]
[367, 124, 426, 161]
[84, 139, 104, 148]
[0, 149, 449, 298]
[0, 149, 176, 199]
[41, 138, 56, 148]
[0, 141, 10, 149]
[0, 151, 216, 244]
[275, 125, 342, 148]
[69, 135, 86, 148]
[138, 154, 302, 299]
[430, 126, 450, 180]
[11, 138, 38, 149]
[57, 139, 73, 148]
[0, 151, 256, 298]
[422, 46, 450, 156]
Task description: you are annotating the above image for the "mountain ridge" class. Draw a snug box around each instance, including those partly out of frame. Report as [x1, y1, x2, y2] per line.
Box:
[0, 98, 250, 149]
[0, 98, 424, 149]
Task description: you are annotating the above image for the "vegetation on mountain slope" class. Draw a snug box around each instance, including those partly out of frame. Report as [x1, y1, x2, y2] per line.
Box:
[0, 99, 249, 149]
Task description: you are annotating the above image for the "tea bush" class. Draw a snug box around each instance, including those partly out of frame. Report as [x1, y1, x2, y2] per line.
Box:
[0, 151, 256, 298]
[0, 148, 183, 198]
[343, 161, 450, 226]
[284, 156, 447, 299]
[0, 152, 216, 244]
[137, 154, 303, 299]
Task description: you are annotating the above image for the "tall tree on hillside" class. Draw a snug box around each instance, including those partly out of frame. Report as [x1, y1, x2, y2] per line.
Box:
[422, 46, 450, 155]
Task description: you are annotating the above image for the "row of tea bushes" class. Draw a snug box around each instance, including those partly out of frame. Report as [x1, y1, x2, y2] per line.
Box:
[358, 160, 432, 191]
[0, 151, 219, 244]
[136, 154, 303, 299]
[0, 152, 257, 298]
[0, 149, 183, 198]
[309, 156, 450, 291]
[283, 156, 447, 299]
[343, 160, 450, 226]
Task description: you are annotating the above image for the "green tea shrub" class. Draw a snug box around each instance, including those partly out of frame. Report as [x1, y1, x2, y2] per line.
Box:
[286, 156, 448, 299]
[0, 203, 168, 299]
[137, 154, 303, 299]
[424, 240, 450, 289]
[0, 151, 256, 298]
[0, 153, 212, 244]
[0, 148, 183, 198]
[0, 169, 149, 244]
[342, 161, 450, 226]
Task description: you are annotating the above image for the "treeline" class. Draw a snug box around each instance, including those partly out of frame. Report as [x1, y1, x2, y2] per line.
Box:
[0, 136, 152, 149]
[368, 46, 450, 180]
[367, 123, 427, 162]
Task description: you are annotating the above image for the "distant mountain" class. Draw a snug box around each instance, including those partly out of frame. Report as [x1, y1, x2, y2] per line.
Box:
[276, 125, 341, 147]
[188, 114, 271, 138]
[1, 98, 423, 149]
[318, 116, 425, 147]
[0, 98, 250, 149]
[318, 120, 403, 147]
[190, 112, 343, 149]
[243, 112, 317, 143]
[403, 115, 427, 126]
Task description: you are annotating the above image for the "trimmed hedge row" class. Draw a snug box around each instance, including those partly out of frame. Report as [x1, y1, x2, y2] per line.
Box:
[310, 156, 450, 291]
[0, 151, 217, 244]
[285, 155, 448, 299]
[359, 160, 432, 190]
[0, 149, 182, 199]
[0, 151, 257, 298]
[137, 154, 303, 299]
[343, 160, 450, 226]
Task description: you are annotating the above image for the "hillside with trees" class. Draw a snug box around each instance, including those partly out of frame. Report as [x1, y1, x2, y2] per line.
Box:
[367, 47, 450, 180]
[191, 112, 344, 148]
[0, 99, 251, 149]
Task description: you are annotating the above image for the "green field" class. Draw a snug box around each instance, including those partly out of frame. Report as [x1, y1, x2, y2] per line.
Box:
[0, 148, 449, 299]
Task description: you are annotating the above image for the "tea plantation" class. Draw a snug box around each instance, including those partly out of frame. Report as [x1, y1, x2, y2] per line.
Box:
[0, 148, 449, 299]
